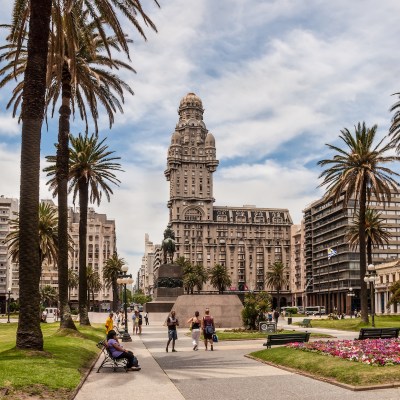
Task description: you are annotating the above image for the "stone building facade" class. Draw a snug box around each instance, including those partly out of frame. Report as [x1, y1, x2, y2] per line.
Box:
[374, 260, 400, 314]
[290, 223, 306, 308]
[163, 93, 293, 303]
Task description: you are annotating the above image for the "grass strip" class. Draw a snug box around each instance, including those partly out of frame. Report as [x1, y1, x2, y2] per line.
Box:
[0, 322, 104, 399]
[250, 346, 400, 387]
[297, 315, 400, 331]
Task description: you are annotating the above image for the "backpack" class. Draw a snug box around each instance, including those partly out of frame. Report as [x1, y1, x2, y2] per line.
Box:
[203, 316, 214, 334]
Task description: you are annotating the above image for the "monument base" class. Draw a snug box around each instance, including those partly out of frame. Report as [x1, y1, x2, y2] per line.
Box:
[172, 294, 243, 328]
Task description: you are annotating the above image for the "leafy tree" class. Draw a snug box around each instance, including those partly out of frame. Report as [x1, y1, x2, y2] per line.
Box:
[241, 291, 272, 330]
[45, 133, 123, 325]
[87, 266, 102, 310]
[265, 261, 288, 311]
[346, 208, 392, 265]
[209, 264, 232, 294]
[318, 122, 400, 323]
[103, 253, 126, 312]
[40, 285, 58, 307]
[131, 293, 152, 305]
[68, 268, 78, 302]
[387, 280, 400, 307]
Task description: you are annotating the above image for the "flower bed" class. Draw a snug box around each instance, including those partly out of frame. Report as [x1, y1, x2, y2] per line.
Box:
[287, 338, 400, 366]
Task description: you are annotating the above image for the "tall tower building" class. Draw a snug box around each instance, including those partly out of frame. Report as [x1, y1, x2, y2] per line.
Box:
[164, 93, 293, 302]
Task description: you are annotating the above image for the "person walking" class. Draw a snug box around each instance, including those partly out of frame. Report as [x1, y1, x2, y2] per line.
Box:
[202, 308, 215, 351]
[166, 310, 179, 352]
[273, 309, 280, 326]
[132, 311, 138, 334]
[187, 311, 201, 351]
[138, 311, 143, 334]
[144, 312, 149, 325]
[105, 312, 114, 334]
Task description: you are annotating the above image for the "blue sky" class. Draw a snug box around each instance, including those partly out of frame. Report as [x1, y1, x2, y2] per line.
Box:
[1, 0, 400, 278]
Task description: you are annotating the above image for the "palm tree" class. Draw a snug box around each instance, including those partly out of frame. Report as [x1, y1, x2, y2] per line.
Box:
[346, 208, 392, 265]
[87, 266, 102, 311]
[1, 12, 135, 332]
[5, 0, 158, 348]
[318, 122, 400, 323]
[209, 264, 232, 294]
[40, 285, 58, 307]
[8, 0, 53, 351]
[4, 202, 60, 267]
[265, 261, 288, 311]
[46, 133, 122, 325]
[194, 264, 208, 293]
[103, 253, 126, 312]
[68, 268, 78, 302]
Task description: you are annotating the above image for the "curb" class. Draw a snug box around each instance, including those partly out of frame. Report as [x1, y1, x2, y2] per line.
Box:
[245, 354, 400, 392]
[69, 348, 102, 400]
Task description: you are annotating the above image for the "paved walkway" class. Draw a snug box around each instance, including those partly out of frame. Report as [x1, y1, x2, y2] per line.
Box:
[74, 316, 400, 400]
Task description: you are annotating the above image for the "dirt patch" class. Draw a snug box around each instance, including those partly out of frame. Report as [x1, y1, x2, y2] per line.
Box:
[1, 386, 72, 400]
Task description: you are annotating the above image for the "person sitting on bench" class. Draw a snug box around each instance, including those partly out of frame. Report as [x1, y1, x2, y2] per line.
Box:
[106, 330, 141, 371]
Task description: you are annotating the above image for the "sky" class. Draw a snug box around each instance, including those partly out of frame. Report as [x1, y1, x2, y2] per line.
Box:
[1, 0, 400, 278]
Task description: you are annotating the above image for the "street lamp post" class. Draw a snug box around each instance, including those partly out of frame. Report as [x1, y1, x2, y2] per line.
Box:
[364, 264, 377, 327]
[117, 266, 133, 342]
[347, 287, 355, 318]
[7, 287, 11, 323]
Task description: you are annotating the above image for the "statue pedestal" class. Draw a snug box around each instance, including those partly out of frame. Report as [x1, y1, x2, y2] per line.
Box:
[146, 263, 183, 313]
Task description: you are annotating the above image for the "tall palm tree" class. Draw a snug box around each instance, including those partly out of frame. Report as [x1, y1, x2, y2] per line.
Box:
[5, 0, 158, 347]
[318, 122, 400, 323]
[8, 0, 53, 351]
[45, 133, 122, 325]
[68, 268, 78, 302]
[103, 253, 126, 311]
[87, 266, 102, 311]
[209, 264, 232, 294]
[265, 261, 288, 311]
[346, 208, 392, 265]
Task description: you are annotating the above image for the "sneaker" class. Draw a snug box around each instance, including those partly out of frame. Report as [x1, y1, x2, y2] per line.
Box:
[172, 349, 177, 352]
[129, 367, 141, 371]
[193, 345, 198, 351]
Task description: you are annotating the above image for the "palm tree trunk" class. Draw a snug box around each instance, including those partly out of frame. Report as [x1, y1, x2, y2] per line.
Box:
[17, 0, 52, 350]
[367, 237, 373, 265]
[112, 280, 119, 311]
[359, 182, 369, 323]
[277, 289, 281, 311]
[78, 179, 90, 325]
[57, 62, 77, 330]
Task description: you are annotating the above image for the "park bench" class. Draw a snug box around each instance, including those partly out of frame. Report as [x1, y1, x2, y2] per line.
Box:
[355, 328, 399, 340]
[299, 319, 312, 328]
[263, 332, 310, 348]
[96, 340, 128, 373]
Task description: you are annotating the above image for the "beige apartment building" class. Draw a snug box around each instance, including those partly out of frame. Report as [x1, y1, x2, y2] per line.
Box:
[162, 93, 293, 304]
[5, 199, 116, 308]
[138, 234, 161, 295]
[290, 223, 306, 308]
[373, 260, 400, 314]
[0, 196, 18, 312]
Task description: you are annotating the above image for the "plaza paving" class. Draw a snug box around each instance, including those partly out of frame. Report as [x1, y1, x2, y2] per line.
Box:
[73, 313, 400, 400]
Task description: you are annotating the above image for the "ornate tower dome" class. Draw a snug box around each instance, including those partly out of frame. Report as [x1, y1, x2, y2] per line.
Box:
[179, 92, 203, 111]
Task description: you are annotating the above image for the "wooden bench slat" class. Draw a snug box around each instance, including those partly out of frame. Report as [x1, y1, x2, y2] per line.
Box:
[263, 332, 310, 348]
[356, 327, 399, 340]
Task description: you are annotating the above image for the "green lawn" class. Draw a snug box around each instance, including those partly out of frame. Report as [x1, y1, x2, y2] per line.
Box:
[185, 329, 332, 340]
[0, 322, 104, 399]
[297, 315, 400, 331]
[250, 347, 400, 387]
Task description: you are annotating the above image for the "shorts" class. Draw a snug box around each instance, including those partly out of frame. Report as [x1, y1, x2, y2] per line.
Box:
[168, 329, 177, 340]
[203, 329, 213, 340]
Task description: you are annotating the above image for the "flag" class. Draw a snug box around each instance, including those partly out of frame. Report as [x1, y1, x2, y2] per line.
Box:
[327, 248, 337, 260]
